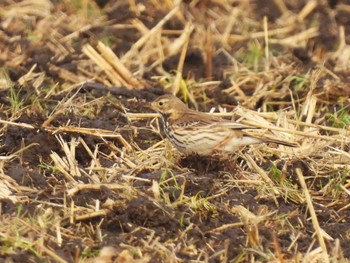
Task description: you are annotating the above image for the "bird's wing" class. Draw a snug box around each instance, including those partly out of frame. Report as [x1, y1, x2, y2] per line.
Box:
[173, 111, 256, 130]
[212, 121, 258, 130]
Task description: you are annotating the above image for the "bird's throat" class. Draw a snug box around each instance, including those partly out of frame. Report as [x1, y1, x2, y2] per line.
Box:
[159, 113, 170, 131]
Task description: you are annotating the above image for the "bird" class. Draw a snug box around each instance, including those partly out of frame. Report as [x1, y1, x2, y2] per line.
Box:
[148, 94, 296, 156]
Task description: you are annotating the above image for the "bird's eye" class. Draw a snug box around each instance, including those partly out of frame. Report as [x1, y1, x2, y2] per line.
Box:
[158, 101, 164, 106]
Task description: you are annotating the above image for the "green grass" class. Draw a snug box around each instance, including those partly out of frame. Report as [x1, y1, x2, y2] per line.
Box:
[189, 191, 218, 215]
[289, 75, 309, 91]
[325, 105, 350, 129]
[242, 41, 264, 71]
[8, 86, 24, 116]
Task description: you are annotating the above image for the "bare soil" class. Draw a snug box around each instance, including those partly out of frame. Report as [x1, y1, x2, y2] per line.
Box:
[1, 0, 350, 262]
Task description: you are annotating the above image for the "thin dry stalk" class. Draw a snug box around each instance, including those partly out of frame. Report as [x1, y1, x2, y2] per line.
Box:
[296, 168, 329, 261]
[67, 183, 134, 196]
[298, 0, 318, 21]
[206, 222, 244, 234]
[0, 0, 52, 22]
[243, 153, 279, 195]
[121, 4, 181, 63]
[273, 0, 289, 15]
[82, 44, 128, 87]
[205, 26, 213, 80]
[264, 16, 270, 71]
[96, 41, 143, 88]
[172, 23, 193, 95]
[74, 210, 108, 221]
[232, 206, 275, 249]
[269, 27, 319, 46]
[45, 126, 132, 151]
[0, 119, 35, 129]
[221, 7, 239, 45]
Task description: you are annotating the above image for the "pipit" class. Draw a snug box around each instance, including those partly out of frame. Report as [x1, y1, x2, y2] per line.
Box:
[149, 94, 296, 156]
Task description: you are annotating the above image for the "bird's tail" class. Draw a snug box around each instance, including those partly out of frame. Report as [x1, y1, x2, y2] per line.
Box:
[260, 137, 297, 147]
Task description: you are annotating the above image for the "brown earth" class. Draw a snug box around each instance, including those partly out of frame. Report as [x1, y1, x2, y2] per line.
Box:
[1, 0, 350, 262]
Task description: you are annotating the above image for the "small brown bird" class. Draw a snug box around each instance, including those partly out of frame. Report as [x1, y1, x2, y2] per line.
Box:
[149, 94, 296, 156]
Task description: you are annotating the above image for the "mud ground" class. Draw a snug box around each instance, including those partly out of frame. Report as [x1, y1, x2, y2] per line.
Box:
[1, 0, 350, 262]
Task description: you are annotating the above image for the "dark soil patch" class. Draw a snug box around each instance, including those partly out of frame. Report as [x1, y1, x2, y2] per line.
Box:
[1, 0, 350, 262]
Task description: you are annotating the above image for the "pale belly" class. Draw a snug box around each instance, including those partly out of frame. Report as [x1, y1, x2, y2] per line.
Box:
[165, 125, 262, 156]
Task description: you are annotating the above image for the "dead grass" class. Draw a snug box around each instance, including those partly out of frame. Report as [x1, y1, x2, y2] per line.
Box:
[0, 0, 350, 262]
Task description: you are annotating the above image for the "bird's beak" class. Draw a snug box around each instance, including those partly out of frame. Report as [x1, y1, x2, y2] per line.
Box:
[145, 102, 156, 110]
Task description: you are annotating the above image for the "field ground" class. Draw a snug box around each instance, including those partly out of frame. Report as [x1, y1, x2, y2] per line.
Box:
[1, 0, 350, 262]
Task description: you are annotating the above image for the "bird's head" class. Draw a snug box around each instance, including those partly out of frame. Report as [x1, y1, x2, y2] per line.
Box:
[148, 95, 188, 118]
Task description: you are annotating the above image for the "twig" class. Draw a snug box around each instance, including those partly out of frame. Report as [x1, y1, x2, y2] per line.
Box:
[296, 168, 329, 260]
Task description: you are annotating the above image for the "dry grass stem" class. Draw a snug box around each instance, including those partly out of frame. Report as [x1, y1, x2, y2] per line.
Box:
[296, 168, 329, 260]
[1, 1, 349, 261]
[121, 4, 181, 63]
[171, 23, 194, 95]
[82, 44, 129, 87]
[96, 41, 143, 88]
